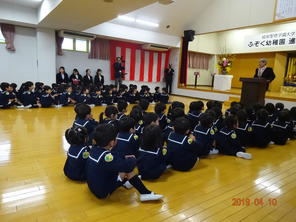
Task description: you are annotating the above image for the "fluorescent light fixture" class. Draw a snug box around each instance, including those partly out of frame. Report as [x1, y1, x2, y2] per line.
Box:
[136, 19, 159, 27]
[117, 15, 135, 22]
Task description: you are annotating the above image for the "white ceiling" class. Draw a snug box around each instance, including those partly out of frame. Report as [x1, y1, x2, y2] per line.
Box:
[110, 0, 214, 36]
[0, 0, 43, 8]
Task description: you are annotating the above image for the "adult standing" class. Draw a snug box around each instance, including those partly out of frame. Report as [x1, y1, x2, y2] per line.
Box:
[254, 58, 275, 90]
[83, 69, 93, 87]
[164, 64, 174, 94]
[70, 68, 83, 86]
[56, 66, 69, 84]
[114, 57, 125, 89]
[94, 69, 104, 89]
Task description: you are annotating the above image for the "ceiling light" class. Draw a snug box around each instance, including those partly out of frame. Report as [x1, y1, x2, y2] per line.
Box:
[117, 15, 135, 22]
[136, 19, 159, 27]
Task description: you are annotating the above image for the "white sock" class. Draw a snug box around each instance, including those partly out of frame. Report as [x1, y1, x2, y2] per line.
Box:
[236, 151, 252, 160]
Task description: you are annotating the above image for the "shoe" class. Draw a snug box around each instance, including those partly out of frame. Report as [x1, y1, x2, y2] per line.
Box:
[269, 141, 275, 145]
[24, 105, 32, 109]
[123, 181, 133, 189]
[166, 164, 172, 169]
[140, 192, 163, 202]
[209, 148, 219, 155]
[16, 105, 24, 109]
[236, 152, 252, 160]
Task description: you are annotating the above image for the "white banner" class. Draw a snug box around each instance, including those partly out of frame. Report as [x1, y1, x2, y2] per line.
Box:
[245, 31, 296, 48]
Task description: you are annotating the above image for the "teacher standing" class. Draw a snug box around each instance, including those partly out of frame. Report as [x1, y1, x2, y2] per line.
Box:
[254, 58, 275, 90]
[164, 64, 174, 94]
[114, 57, 125, 89]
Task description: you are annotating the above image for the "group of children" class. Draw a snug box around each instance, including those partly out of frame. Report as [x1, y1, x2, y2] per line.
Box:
[0, 81, 169, 109]
[63, 98, 296, 203]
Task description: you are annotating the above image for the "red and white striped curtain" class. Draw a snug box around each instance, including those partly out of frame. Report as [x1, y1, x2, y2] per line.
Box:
[188, 52, 211, 70]
[110, 40, 170, 82]
[89, 38, 110, 60]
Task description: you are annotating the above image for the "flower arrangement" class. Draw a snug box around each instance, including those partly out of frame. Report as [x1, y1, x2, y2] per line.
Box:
[216, 54, 235, 75]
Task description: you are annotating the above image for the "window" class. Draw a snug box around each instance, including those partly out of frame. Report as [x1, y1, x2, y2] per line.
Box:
[75, 39, 87, 52]
[62, 37, 74, 50]
[0, 32, 5, 43]
[62, 37, 90, 52]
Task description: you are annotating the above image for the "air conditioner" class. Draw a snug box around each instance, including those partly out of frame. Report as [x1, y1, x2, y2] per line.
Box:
[142, 44, 170, 52]
[58, 30, 96, 40]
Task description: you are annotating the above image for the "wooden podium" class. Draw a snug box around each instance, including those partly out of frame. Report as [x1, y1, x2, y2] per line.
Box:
[239, 78, 267, 107]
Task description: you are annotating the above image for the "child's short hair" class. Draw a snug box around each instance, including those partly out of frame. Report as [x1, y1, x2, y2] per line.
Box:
[139, 99, 149, 111]
[174, 117, 191, 134]
[154, 102, 166, 114]
[143, 112, 159, 125]
[117, 100, 128, 112]
[212, 106, 222, 119]
[171, 107, 185, 121]
[130, 107, 143, 122]
[141, 125, 163, 151]
[290, 107, 296, 120]
[162, 87, 167, 93]
[99, 105, 118, 123]
[275, 103, 284, 111]
[253, 103, 264, 113]
[65, 126, 88, 145]
[224, 115, 238, 129]
[0, 82, 9, 91]
[199, 113, 214, 128]
[237, 109, 248, 123]
[265, 103, 275, 115]
[256, 108, 269, 122]
[206, 100, 215, 110]
[10, 83, 17, 89]
[118, 117, 136, 132]
[75, 103, 91, 119]
[43, 85, 52, 92]
[278, 109, 290, 122]
[155, 86, 160, 92]
[189, 101, 204, 112]
[93, 124, 117, 147]
[213, 101, 223, 110]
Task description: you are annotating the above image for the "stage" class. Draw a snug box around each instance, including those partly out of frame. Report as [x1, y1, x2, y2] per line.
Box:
[179, 85, 296, 103]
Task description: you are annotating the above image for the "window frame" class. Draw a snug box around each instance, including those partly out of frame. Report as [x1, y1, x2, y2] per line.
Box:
[62, 36, 90, 53]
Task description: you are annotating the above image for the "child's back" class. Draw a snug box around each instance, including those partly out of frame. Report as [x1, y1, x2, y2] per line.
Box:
[271, 109, 293, 145]
[235, 109, 253, 147]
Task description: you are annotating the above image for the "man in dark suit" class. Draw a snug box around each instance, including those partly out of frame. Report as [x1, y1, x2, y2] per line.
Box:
[254, 58, 275, 90]
[164, 64, 174, 94]
[56, 66, 69, 84]
[114, 57, 125, 89]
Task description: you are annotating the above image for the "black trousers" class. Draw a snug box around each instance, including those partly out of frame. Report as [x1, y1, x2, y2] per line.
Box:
[166, 81, 172, 94]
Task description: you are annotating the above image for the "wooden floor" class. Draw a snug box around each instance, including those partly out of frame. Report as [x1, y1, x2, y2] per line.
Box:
[1, 96, 296, 222]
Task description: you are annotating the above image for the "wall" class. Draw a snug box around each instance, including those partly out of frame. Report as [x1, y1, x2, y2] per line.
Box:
[187, 56, 215, 86]
[188, 33, 218, 54]
[229, 52, 276, 88]
[194, 0, 276, 34]
[0, 26, 38, 85]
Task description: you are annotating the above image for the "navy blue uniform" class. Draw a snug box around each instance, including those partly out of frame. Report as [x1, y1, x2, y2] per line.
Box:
[112, 132, 139, 157]
[40, 93, 54, 107]
[20, 91, 38, 107]
[213, 117, 225, 132]
[104, 94, 114, 105]
[137, 147, 168, 180]
[159, 93, 169, 104]
[135, 121, 144, 136]
[163, 123, 174, 142]
[63, 145, 90, 181]
[193, 125, 215, 156]
[117, 113, 126, 121]
[271, 121, 293, 145]
[167, 132, 200, 171]
[127, 93, 138, 104]
[251, 121, 272, 148]
[235, 122, 253, 147]
[0, 91, 11, 108]
[158, 114, 169, 130]
[154, 92, 161, 103]
[91, 93, 103, 106]
[187, 111, 202, 130]
[215, 127, 245, 156]
[86, 146, 137, 198]
[58, 92, 76, 106]
[78, 94, 92, 104]
[73, 118, 98, 137]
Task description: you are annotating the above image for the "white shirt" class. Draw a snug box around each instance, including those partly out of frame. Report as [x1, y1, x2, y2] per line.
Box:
[258, 66, 266, 77]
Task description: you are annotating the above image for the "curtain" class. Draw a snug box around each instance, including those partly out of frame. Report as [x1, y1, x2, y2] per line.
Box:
[55, 31, 64, 56]
[89, 38, 110, 60]
[188, 52, 211, 70]
[0, 23, 16, 51]
[179, 37, 189, 85]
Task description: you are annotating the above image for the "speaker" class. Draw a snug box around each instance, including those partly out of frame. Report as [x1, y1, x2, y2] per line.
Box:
[184, 30, 195, 41]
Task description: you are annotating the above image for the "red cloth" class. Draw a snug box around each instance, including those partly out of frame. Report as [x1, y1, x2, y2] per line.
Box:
[89, 38, 110, 60]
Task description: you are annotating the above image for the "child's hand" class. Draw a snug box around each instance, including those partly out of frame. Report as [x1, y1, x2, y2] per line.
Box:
[125, 155, 135, 159]
[189, 134, 196, 141]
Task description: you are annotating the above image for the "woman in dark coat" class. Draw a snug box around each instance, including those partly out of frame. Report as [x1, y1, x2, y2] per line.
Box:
[94, 69, 104, 89]
[83, 69, 93, 87]
[56, 66, 69, 84]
